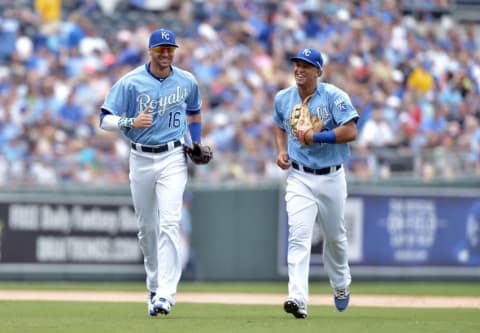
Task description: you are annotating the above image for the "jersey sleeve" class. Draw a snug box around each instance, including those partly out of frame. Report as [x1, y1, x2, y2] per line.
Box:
[101, 78, 131, 116]
[185, 74, 202, 112]
[329, 88, 359, 126]
[273, 92, 285, 129]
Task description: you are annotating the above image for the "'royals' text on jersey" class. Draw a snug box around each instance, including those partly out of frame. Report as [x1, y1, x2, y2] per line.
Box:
[101, 65, 201, 145]
[273, 82, 359, 168]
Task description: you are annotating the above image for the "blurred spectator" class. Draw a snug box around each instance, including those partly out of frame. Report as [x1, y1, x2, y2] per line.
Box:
[57, 89, 85, 130]
[128, 0, 171, 11]
[35, 0, 61, 24]
[0, 9, 20, 62]
[0, 0, 479, 186]
[457, 115, 480, 172]
[358, 107, 396, 148]
[406, 59, 435, 95]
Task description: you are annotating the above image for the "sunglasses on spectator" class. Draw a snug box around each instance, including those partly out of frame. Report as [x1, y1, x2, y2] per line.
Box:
[151, 46, 176, 54]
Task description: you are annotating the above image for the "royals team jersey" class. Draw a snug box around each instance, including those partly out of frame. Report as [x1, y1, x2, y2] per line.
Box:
[273, 82, 359, 168]
[101, 64, 201, 145]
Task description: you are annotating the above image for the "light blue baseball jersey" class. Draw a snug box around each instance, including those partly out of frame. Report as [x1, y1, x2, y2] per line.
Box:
[101, 64, 201, 145]
[273, 82, 359, 168]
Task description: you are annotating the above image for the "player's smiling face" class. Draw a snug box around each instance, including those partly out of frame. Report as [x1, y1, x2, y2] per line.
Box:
[149, 46, 176, 69]
[293, 61, 320, 86]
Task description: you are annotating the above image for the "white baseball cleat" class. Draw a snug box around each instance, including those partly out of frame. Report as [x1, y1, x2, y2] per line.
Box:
[147, 292, 157, 317]
[153, 296, 172, 315]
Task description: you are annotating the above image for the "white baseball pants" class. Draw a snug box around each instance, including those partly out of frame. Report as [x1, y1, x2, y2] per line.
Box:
[285, 166, 351, 306]
[129, 146, 187, 304]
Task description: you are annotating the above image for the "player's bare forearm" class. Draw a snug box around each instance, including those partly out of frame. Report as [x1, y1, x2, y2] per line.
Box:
[187, 113, 201, 124]
[274, 125, 290, 169]
[332, 120, 357, 143]
[273, 125, 288, 153]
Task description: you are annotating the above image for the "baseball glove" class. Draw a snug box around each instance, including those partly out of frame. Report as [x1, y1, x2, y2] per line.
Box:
[289, 94, 323, 146]
[184, 142, 213, 165]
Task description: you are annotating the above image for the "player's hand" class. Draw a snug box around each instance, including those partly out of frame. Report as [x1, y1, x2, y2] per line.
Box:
[133, 106, 153, 128]
[299, 129, 314, 146]
[276, 151, 290, 170]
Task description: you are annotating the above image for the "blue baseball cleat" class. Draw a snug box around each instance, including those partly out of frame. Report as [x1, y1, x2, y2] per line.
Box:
[334, 288, 350, 312]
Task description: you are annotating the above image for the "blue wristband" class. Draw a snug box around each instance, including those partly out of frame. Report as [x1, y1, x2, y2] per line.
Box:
[188, 122, 202, 142]
[313, 130, 336, 143]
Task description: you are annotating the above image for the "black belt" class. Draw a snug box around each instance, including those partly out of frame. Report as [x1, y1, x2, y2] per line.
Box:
[131, 140, 182, 153]
[292, 161, 341, 175]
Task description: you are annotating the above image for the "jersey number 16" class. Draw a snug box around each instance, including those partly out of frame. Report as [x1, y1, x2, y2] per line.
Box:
[168, 111, 181, 128]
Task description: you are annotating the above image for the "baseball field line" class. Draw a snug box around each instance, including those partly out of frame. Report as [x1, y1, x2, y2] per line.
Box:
[0, 290, 479, 309]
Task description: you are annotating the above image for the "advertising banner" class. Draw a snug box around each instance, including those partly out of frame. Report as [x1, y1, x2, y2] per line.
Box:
[278, 189, 480, 276]
[360, 195, 480, 266]
[0, 194, 143, 277]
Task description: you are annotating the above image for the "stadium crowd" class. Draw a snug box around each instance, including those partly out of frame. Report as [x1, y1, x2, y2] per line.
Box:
[0, 0, 479, 186]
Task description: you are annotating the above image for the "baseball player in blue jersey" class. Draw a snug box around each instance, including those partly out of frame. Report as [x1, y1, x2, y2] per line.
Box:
[273, 47, 359, 318]
[99, 28, 211, 317]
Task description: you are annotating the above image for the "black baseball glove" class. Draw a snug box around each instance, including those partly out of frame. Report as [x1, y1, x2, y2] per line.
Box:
[184, 142, 213, 165]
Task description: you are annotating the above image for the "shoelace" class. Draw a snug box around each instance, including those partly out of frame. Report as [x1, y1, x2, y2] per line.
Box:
[335, 288, 349, 299]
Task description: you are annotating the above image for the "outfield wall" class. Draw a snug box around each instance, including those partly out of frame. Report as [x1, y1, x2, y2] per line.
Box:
[0, 184, 479, 281]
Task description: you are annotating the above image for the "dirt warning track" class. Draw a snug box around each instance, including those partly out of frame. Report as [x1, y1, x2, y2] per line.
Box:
[0, 290, 479, 309]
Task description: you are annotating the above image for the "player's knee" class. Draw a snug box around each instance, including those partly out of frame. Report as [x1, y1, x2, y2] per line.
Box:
[137, 223, 156, 238]
[289, 225, 311, 243]
[160, 219, 180, 232]
[137, 219, 156, 232]
[325, 235, 348, 249]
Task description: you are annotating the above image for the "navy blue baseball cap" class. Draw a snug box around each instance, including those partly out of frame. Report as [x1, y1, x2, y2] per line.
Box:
[290, 47, 323, 69]
[149, 28, 178, 48]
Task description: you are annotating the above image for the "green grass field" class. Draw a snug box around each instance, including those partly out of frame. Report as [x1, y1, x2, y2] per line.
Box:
[1, 280, 479, 295]
[1, 281, 479, 333]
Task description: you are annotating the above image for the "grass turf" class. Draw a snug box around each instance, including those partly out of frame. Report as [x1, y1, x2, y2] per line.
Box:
[0, 301, 479, 333]
[1, 281, 480, 333]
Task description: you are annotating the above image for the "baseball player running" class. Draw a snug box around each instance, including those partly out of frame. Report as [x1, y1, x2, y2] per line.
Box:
[273, 47, 359, 318]
[99, 28, 211, 317]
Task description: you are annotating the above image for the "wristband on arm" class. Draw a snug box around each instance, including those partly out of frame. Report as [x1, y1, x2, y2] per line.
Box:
[313, 130, 336, 143]
[189, 122, 202, 143]
[118, 117, 135, 129]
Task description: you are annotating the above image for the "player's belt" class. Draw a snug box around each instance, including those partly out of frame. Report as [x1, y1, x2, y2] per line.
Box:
[292, 161, 341, 175]
[131, 140, 182, 153]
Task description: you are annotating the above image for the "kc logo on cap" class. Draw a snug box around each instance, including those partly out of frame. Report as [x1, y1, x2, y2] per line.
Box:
[290, 47, 323, 69]
[149, 28, 179, 48]
[161, 31, 171, 41]
[302, 49, 312, 57]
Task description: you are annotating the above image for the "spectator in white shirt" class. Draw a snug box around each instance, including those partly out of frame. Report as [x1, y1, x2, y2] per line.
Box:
[358, 107, 396, 148]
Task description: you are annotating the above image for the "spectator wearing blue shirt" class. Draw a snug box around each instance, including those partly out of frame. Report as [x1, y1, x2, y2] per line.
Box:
[58, 90, 86, 130]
